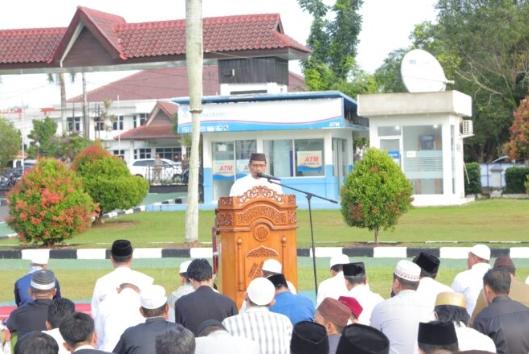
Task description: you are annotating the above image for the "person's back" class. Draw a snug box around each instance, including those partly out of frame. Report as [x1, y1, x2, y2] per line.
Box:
[268, 274, 314, 325]
[194, 320, 259, 354]
[14, 254, 62, 307]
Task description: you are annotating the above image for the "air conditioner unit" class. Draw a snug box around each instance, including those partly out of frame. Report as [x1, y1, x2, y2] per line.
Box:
[461, 120, 474, 137]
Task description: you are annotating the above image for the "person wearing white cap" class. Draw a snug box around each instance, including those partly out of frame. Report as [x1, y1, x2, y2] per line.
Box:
[370, 260, 434, 354]
[168, 260, 194, 322]
[14, 252, 62, 307]
[223, 277, 293, 354]
[113, 284, 178, 354]
[316, 254, 350, 306]
[261, 258, 297, 294]
[451, 244, 491, 316]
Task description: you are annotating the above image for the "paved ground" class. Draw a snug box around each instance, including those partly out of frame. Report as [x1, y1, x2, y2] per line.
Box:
[0, 205, 7, 222]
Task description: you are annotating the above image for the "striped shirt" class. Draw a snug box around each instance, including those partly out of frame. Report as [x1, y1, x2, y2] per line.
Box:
[222, 306, 293, 354]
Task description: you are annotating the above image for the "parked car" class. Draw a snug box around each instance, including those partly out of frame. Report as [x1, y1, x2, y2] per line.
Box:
[129, 158, 183, 183]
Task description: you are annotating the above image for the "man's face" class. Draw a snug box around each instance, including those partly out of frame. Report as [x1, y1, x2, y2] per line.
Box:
[249, 160, 267, 178]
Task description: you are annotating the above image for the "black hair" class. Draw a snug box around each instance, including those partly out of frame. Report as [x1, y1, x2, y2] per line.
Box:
[330, 264, 344, 273]
[14, 332, 59, 354]
[418, 343, 459, 354]
[483, 269, 511, 295]
[59, 312, 94, 346]
[155, 325, 196, 354]
[393, 274, 419, 290]
[141, 304, 167, 318]
[48, 298, 75, 329]
[345, 275, 366, 285]
[196, 320, 225, 337]
[493, 256, 516, 276]
[434, 305, 470, 326]
[420, 269, 438, 279]
[186, 259, 213, 282]
[112, 254, 132, 263]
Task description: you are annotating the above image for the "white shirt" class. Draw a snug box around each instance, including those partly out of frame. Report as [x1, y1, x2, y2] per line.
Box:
[195, 330, 260, 354]
[91, 266, 153, 320]
[347, 284, 384, 325]
[316, 272, 349, 306]
[370, 289, 434, 354]
[451, 262, 491, 316]
[525, 275, 529, 285]
[95, 288, 145, 351]
[42, 328, 69, 354]
[229, 175, 283, 197]
[416, 277, 453, 313]
[168, 284, 194, 322]
[455, 322, 497, 353]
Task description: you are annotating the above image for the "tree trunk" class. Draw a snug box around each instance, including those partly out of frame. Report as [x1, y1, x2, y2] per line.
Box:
[82, 72, 89, 139]
[184, 0, 203, 244]
[59, 73, 67, 135]
[374, 227, 379, 244]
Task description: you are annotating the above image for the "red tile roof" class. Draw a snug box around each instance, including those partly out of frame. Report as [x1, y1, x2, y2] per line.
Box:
[0, 7, 309, 67]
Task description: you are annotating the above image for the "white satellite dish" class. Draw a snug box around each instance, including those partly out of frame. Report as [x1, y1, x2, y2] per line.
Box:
[401, 49, 453, 93]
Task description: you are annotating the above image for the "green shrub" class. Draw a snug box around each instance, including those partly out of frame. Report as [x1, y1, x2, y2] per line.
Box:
[505, 167, 529, 193]
[7, 158, 97, 246]
[73, 144, 148, 218]
[340, 148, 413, 243]
[464, 162, 481, 195]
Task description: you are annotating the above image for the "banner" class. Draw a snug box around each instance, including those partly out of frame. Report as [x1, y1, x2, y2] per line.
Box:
[213, 160, 235, 180]
[296, 150, 323, 175]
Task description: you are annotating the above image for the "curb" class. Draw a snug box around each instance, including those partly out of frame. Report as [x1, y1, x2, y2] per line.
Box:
[0, 246, 527, 260]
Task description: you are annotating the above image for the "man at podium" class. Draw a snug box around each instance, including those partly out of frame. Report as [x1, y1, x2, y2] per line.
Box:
[229, 153, 283, 196]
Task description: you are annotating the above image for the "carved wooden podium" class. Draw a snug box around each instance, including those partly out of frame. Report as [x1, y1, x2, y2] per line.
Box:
[214, 186, 298, 308]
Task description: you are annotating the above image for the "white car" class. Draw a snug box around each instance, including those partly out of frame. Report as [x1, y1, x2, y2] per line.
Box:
[129, 158, 182, 182]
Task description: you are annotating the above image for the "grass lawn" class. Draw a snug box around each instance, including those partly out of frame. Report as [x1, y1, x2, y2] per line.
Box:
[0, 199, 528, 248]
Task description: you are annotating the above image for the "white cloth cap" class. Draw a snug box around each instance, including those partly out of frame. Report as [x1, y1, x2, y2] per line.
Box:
[330, 254, 349, 268]
[394, 260, 421, 282]
[262, 259, 282, 274]
[469, 244, 490, 261]
[179, 260, 192, 274]
[140, 285, 167, 309]
[31, 253, 49, 265]
[247, 277, 275, 306]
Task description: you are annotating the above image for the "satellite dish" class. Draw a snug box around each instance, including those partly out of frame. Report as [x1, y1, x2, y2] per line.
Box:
[401, 49, 453, 93]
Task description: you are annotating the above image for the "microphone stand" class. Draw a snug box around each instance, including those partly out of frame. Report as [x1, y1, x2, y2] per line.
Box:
[265, 177, 338, 298]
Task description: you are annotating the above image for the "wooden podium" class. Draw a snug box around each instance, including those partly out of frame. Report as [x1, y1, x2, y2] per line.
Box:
[214, 186, 298, 308]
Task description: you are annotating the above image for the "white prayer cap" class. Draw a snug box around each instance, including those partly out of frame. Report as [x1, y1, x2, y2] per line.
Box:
[179, 260, 192, 274]
[140, 285, 167, 309]
[469, 244, 490, 261]
[262, 259, 282, 274]
[394, 260, 421, 282]
[247, 277, 275, 306]
[330, 254, 349, 268]
[31, 253, 49, 265]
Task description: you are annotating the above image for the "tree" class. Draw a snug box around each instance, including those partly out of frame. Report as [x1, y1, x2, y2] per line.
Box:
[374, 48, 407, 93]
[0, 118, 21, 169]
[47, 73, 67, 134]
[7, 158, 97, 246]
[27, 117, 58, 157]
[504, 95, 529, 162]
[72, 143, 148, 221]
[340, 148, 413, 243]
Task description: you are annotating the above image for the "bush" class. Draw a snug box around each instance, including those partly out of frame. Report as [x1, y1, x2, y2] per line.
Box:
[73, 143, 148, 218]
[464, 162, 481, 195]
[7, 158, 97, 246]
[505, 167, 529, 193]
[340, 148, 413, 243]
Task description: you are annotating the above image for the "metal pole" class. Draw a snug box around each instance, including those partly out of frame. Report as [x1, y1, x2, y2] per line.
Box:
[307, 194, 318, 297]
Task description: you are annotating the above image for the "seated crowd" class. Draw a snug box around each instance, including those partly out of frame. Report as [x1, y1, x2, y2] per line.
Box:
[3, 240, 529, 354]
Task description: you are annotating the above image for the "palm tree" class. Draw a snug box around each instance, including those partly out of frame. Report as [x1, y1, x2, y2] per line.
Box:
[47, 73, 67, 134]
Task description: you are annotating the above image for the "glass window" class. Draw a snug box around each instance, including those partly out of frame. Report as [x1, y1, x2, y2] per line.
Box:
[264, 140, 293, 177]
[378, 126, 401, 137]
[133, 113, 148, 128]
[113, 116, 124, 131]
[402, 125, 443, 194]
[112, 150, 125, 159]
[155, 147, 182, 161]
[235, 140, 257, 177]
[67, 117, 81, 132]
[95, 117, 104, 131]
[264, 139, 324, 177]
[134, 148, 152, 160]
[295, 139, 324, 177]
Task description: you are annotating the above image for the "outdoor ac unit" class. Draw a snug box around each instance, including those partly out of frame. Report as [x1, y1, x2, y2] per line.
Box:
[461, 120, 474, 137]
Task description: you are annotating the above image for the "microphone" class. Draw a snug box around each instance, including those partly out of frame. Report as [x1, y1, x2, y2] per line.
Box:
[257, 172, 281, 181]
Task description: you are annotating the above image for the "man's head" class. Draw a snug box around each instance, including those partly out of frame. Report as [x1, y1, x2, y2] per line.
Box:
[483, 269, 511, 304]
[196, 319, 226, 337]
[155, 325, 195, 354]
[14, 332, 58, 354]
[329, 254, 349, 275]
[493, 256, 516, 276]
[140, 284, 168, 319]
[467, 244, 490, 269]
[392, 260, 421, 295]
[291, 321, 329, 354]
[315, 298, 352, 335]
[46, 298, 75, 330]
[267, 273, 289, 292]
[343, 262, 367, 290]
[111, 239, 133, 265]
[336, 323, 389, 354]
[434, 292, 469, 326]
[59, 312, 96, 351]
[246, 277, 275, 307]
[418, 321, 459, 354]
[186, 259, 213, 288]
[30, 270, 56, 300]
[413, 252, 441, 279]
[248, 153, 267, 179]
[262, 259, 282, 277]
[30, 252, 49, 269]
[179, 260, 192, 284]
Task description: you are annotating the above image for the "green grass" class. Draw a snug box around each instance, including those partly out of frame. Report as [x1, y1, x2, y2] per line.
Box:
[1, 199, 528, 248]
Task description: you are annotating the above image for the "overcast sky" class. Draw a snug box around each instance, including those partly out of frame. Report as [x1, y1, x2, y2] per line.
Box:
[0, 0, 437, 109]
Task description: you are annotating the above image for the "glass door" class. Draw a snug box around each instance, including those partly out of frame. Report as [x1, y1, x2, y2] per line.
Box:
[380, 138, 402, 167]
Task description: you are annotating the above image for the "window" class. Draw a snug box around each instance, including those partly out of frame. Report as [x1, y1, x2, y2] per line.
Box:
[112, 150, 125, 159]
[155, 147, 182, 161]
[67, 117, 81, 132]
[113, 115, 124, 131]
[134, 148, 152, 160]
[133, 113, 148, 128]
[95, 117, 105, 131]
[264, 139, 325, 177]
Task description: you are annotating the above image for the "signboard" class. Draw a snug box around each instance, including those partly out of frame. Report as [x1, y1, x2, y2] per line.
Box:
[213, 160, 235, 180]
[296, 150, 323, 175]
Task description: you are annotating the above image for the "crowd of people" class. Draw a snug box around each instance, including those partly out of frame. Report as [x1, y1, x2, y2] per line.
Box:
[3, 240, 529, 354]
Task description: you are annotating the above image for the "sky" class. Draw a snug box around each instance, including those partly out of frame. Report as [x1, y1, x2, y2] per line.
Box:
[0, 0, 437, 109]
